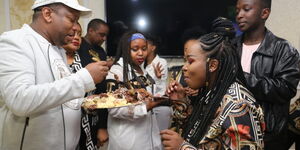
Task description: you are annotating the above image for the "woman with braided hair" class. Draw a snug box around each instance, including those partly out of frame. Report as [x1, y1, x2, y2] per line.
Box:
[161, 17, 265, 150]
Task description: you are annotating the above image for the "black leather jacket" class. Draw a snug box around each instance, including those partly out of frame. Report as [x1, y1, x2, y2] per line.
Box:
[234, 29, 300, 140]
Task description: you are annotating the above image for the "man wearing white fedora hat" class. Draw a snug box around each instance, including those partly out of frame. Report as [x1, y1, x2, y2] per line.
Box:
[0, 0, 109, 150]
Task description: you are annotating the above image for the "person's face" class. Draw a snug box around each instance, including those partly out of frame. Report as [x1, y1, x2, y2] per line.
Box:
[62, 23, 82, 52]
[236, 0, 266, 32]
[48, 5, 80, 46]
[130, 38, 148, 66]
[182, 40, 207, 89]
[89, 24, 109, 46]
[45, 5, 80, 46]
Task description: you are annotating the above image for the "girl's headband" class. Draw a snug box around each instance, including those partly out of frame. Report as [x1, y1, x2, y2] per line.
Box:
[130, 33, 146, 41]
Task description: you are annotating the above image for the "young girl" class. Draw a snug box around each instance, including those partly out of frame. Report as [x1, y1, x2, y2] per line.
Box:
[106, 31, 162, 150]
[144, 33, 172, 131]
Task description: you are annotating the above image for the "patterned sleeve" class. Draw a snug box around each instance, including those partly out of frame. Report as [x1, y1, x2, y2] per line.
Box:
[218, 100, 264, 149]
[196, 97, 264, 150]
[170, 97, 193, 132]
[180, 141, 198, 150]
[177, 91, 265, 150]
[289, 98, 300, 134]
[178, 100, 264, 150]
[174, 83, 265, 150]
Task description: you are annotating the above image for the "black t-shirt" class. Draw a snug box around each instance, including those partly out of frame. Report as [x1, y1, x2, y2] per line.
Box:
[78, 38, 108, 150]
[78, 38, 108, 95]
[78, 38, 107, 67]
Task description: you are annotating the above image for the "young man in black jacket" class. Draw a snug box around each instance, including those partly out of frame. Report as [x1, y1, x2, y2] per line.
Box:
[235, 0, 300, 149]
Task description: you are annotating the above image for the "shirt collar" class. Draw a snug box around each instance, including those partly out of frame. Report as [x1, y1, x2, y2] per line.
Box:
[22, 24, 52, 45]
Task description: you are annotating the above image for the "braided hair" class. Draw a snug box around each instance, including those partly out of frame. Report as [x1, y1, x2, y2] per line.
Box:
[114, 30, 146, 83]
[182, 17, 246, 146]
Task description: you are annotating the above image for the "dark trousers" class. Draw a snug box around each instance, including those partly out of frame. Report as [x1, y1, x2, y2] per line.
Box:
[284, 130, 300, 150]
[264, 130, 288, 150]
[264, 129, 300, 150]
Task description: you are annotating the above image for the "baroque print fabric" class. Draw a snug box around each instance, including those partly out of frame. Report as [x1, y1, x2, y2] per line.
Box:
[69, 52, 98, 150]
[174, 82, 265, 150]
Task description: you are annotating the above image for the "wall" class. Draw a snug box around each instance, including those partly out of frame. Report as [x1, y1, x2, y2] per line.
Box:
[0, 1, 5, 32]
[0, 0, 106, 35]
[79, 0, 106, 35]
[0, 0, 34, 33]
[266, 0, 300, 51]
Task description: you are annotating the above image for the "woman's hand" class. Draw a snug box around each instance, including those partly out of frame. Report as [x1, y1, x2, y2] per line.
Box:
[161, 129, 184, 150]
[146, 99, 161, 111]
[185, 87, 199, 97]
[153, 62, 164, 79]
[166, 81, 186, 100]
[97, 129, 109, 147]
[106, 57, 114, 68]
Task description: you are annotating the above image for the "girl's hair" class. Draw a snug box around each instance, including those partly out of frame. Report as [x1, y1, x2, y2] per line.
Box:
[182, 17, 246, 146]
[75, 22, 82, 33]
[114, 30, 146, 83]
[144, 33, 162, 53]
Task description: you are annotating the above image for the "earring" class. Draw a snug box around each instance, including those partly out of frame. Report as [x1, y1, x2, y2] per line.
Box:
[206, 58, 210, 62]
